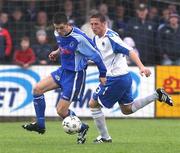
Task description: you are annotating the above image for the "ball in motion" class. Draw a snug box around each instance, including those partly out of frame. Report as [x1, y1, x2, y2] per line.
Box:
[62, 116, 82, 135]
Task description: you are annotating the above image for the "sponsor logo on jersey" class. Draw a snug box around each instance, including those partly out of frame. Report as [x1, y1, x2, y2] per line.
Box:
[60, 47, 71, 54]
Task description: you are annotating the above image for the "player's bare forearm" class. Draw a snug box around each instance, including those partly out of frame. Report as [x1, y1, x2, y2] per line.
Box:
[129, 50, 151, 77]
[129, 50, 144, 69]
[52, 48, 60, 54]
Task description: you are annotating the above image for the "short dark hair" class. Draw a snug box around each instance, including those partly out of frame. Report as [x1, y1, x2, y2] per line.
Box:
[21, 36, 30, 42]
[90, 13, 106, 22]
[53, 12, 68, 24]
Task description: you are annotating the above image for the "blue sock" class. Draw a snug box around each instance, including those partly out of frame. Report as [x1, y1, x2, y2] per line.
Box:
[33, 94, 46, 129]
[67, 109, 76, 116]
[79, 123, 87, 132]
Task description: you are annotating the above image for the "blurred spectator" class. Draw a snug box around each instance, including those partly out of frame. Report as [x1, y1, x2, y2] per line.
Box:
[30, 10, 54, 45]
[1, 0, 25, 14]
[81, 9, 98, 39]
[24, 0, 38, 22]
[0, 1, 3, 10]
[76, 0, 86, 25]
[157, 13, 180, 65]
[133, 0, 149, 9]
[98, 3, 113, 28]
[32, 30, 52, 65]
[38, 0, 59, 19]
[158, 8, 170, 31]
[168, 4, 177, 14]
[123, 37, 139, 66]
[8, 7, 30, 46]
[64, 0, 75, 25]
[63, 0, 82, 26]
[13, 36, 36, 68]
[126, 3, 156, 65]
[0, 21, 12, 64]
[0, 12, 9, 29]
[112, 5, 128, 38]
[148, 6, 158, 20]
[148, 6, 160, 30]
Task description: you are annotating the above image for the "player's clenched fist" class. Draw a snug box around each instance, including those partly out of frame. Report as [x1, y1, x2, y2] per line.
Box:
[140, 67, 151, 77]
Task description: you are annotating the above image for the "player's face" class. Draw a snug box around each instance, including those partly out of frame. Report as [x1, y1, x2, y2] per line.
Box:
[54, 23, 70, 36]
[90, 18, 106, 37]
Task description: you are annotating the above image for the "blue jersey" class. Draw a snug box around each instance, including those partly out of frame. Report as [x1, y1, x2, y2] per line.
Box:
[54, 27, 107, 77]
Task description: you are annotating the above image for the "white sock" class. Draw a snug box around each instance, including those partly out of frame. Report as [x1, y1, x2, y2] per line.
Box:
[131, 91, 158, 113]
[91, 108, 110, 139]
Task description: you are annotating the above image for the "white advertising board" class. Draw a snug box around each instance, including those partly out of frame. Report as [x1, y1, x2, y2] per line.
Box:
[0, 65, 155, 117]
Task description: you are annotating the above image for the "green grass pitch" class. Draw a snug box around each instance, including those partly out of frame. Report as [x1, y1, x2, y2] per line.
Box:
[0, 119, 180, 153]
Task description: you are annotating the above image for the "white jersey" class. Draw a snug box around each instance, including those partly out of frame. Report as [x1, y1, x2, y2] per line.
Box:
[93, 29, 133, 77]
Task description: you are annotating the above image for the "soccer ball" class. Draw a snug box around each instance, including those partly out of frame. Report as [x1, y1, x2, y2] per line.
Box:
[62, 116, 82, 135]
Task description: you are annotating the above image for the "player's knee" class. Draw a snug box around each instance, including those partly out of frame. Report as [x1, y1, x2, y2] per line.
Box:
[89, 99, 99, 108]
[33, 84, 43, 95]
[89, 100, 95, 108]
[120, 106, 132, 115]
[121, 109, 131, 115]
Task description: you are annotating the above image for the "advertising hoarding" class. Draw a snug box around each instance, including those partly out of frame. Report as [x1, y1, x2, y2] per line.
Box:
[0, 66, 155, 117]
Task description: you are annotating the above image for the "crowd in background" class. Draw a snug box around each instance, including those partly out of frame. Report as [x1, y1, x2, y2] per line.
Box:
[0, 0, 180, 67]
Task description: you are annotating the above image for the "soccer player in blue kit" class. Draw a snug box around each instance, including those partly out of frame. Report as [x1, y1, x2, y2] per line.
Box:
[89, 13, 174, 143]
[22, 12, 107, 144]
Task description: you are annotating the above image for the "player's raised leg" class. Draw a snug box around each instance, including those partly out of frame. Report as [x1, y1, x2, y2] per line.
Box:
[22, 75, 59, 134]
[120, 88, 173, 115]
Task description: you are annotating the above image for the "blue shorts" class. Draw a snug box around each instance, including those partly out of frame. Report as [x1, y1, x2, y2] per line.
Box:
[93, 73, 133, 108]
[51, 67, 86, 102]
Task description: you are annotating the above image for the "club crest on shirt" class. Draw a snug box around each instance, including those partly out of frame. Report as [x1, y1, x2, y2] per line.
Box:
[69, 41, 75, 48]
[102, 41, 105, 46]
[55, 75, 60, 81]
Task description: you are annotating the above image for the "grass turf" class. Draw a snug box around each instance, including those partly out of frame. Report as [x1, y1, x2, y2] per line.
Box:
[0, 119, 180, 153]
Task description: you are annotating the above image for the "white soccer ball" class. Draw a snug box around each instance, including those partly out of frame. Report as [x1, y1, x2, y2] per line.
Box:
[62, 116, 82, 135]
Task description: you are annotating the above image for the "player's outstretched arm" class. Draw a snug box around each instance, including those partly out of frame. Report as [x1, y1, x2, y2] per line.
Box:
[129, 50, 151, 77]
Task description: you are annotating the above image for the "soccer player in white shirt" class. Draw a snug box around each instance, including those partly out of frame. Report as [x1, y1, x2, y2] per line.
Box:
[89, 13, 173, 143]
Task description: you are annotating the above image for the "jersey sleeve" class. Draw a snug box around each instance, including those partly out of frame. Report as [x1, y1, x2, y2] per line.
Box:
[108, 33, 133, 56]
[77, 35, 107, 77]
